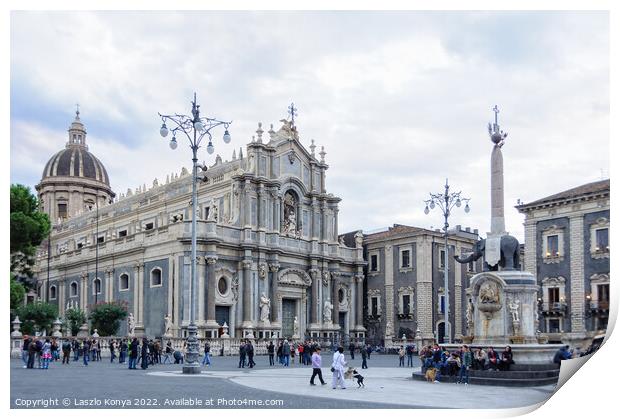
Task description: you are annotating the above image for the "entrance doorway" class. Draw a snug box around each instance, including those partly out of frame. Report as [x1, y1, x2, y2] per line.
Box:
[437, 321, 446, 344]
[282, 299, 296, 338]
[215, 306, 230, 336]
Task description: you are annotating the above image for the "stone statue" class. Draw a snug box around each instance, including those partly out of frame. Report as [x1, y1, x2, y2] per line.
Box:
[259, 293, 271, 323]
[509, 299, 520, 322]
[339, 236, 346, 246]
[293, 316, 299, 336]
[453, 236, 520, 271]
[479, 282, 500, 304]
[164, 314, 173, 336]
[385, 319, 394, 337]
[354, 231, 364, 248]
[127, 313, 135, 336]
[466, 299, 474, 327]
[207, 198, 218, 222]
[323, 300, 333, 323]
[283, 192, 298, 235]
[258, 264, 267, 279]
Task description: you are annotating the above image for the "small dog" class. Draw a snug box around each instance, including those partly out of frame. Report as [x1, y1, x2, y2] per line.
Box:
[344, 366, 355, 380]
[425, 367, 438, 383]
[352, 369, 365, 387]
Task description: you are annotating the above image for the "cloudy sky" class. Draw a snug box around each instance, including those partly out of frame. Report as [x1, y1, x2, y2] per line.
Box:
[10, 11, 609, 242]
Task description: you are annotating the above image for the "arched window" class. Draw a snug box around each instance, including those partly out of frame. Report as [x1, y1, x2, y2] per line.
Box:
[93, 278, 102, 295]
[49, 285, 57, 300]
[150, 268, 162, 287]
[119, 273, 129, 291]
[218, 277, 228, 295]
[70, 282, 78, 297]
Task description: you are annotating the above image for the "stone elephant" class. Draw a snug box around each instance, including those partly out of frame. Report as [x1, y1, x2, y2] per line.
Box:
[454, 235, 520, 271]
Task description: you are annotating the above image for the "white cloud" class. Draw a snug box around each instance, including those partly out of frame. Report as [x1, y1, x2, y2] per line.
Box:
[10, 11, 609, 244]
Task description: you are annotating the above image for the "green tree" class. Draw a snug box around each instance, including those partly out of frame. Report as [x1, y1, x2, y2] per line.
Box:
[10, 274, 26, 314]
[17, 302, 58, 335]
[65, 308, 87, 336]
[89, 302, 128, 336]
[10, 184, 51, 279]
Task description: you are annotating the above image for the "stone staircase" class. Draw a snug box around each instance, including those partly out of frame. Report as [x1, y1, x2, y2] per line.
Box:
[411, 364, 559, 387]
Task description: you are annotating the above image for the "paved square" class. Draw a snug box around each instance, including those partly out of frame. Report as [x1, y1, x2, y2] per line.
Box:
[11, 355, 554, 409]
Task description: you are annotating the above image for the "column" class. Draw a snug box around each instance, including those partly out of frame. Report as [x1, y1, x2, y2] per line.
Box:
[310, 269, 320, 324]
[454, 246, 463, 339]
[257, 186, 264, 230]
[569, 215, 585, 334]
[106, 268, 114, 302]
[205, 256, 218, 330]
[197, 257, 206, 324]
[244, 180, 252, 228]
[133, 263, 141, 323]
[331, 272, 338, 325]
[269, 263, 280, 323]
[356, 274, 364, 327]
[524, 220, 537, 274]
[384, 244, 394, 340]
[242, 259, 253, 325]
[416, 237, 434, 341]
[80, 272, 88, 312]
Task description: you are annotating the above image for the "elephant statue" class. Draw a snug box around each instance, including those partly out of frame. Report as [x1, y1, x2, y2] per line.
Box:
[454, 235, 520, 271]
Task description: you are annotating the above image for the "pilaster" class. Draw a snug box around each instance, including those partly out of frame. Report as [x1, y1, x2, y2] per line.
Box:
[569, 215, 585, 333]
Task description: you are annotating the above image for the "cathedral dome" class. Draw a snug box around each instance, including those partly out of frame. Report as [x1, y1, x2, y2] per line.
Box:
[36, 109, 115, 223]
[40, 110, 110, 185]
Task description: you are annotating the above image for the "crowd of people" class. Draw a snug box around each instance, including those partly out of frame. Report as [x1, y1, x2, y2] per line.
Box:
[417, 344, 515, 384]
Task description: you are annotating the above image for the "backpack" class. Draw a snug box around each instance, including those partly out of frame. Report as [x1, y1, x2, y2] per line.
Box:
[35, 340, 44, 351]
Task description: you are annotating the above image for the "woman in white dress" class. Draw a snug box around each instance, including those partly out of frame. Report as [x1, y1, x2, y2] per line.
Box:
[331, 346, 347, 389]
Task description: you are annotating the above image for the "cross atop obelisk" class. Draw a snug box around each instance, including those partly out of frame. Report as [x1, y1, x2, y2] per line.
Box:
[288, 102, 298, 127]
[488, 105, 508, 235]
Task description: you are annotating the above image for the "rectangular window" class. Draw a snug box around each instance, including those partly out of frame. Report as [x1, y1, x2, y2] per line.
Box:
[548, 318, 561, 333]
[439, 295, 445, 314]
[596, 228, 609, 251]
[97, 236, 104, 244]
[548, 287, 560, 304]
[58, 203, 67, 219]
[204, 206, 210, 220]
[118, 230, 127, 238]
[370, 254, 378, 272]
[403, 295, 411, 315]
[144, 222, 154, 230]
[547, 235, 559, 257]
[598, 284, 610, 305]
[371, 297, 378, 316]
[401, 250, 411, 268]
[77, 242, 84, 250]
[439, 250, 446, 268]
[468, 260, 475, 272]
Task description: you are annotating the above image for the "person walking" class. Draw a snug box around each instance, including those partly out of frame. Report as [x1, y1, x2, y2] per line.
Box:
[201, 341, 211, 366]
[27, 338, 37, 369]
[21, 336, 31, 368]
[267, 341, 275, 366]
[140, 338, 149, 369]
[349, 342, 355, 360]
[458, 345, 473, 384]
[41, 339, 52, 369]
[120, 339, 128, 364]
[247, 341, 256, 368]
[128, 338, 139, 370]
[360, 345, 368, 369]
[109, 340, 117, 363]
[398, 346, 406, 367]
[238, 342, 247, 368]
[72, 339, 80, 362]
[82, 340, 91, 366]
[406, 344, 414, 367]
[282, 339, 291, 367]
[61, 340, 71, 364]
[310, 347, 327, 385]
[277, 342, 283, 365]
[163, 341, 173, 364]
[331, 346, 347, 389]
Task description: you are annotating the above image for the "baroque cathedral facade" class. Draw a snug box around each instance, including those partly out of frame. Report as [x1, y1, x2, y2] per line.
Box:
[33, 111, 366, 340]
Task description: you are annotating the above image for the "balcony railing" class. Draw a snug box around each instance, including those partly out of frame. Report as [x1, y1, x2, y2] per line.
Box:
[589, 300, 609, 311]
[541, 301, 567, 313]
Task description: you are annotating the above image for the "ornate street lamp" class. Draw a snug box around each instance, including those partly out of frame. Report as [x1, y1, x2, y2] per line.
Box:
[424, 179, 470, 344]
[158, 93, 231, 374]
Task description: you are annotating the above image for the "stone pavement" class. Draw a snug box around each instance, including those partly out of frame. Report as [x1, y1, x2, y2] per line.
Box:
[10, 355, 554, 409]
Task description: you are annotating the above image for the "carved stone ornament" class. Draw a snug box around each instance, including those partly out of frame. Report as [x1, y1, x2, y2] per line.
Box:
[258, 264, 267, 279]
[479, 281, 500, 304]
[278, 268, 312, 287]
[322, 270, 331, 286]
[231, 275, 240, 301]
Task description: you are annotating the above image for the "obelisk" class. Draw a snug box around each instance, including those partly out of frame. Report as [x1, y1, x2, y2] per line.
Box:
[485, 105, 508, 268]
[488, 105, 508, 235]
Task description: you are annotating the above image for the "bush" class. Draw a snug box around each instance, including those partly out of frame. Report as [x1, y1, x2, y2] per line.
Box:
[10, 275, 26, 313]
[88, 301, 128, 336]
[17, 302, 58, 335]
[65, 308, 87, 336]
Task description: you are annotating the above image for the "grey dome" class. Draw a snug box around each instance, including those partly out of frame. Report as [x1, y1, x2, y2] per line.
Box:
[42, 146, 110, 185]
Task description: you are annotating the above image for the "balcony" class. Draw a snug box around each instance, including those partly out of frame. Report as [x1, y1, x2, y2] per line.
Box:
[589, 300, 609, 312]
[541, 301, 567, 315]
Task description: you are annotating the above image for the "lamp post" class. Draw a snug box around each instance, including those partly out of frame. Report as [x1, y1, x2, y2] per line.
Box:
[424, 179, 470, 344]
[158, 93, 231, 374]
